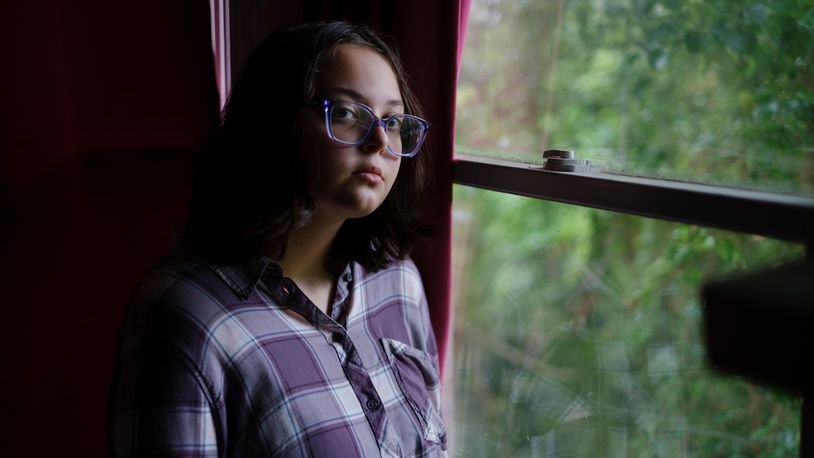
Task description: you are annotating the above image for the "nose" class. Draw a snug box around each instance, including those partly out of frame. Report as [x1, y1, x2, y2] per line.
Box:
[361, 123, 389, 155]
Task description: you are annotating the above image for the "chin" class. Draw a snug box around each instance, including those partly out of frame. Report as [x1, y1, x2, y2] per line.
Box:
[345, 204, 381, 220]
[317, 187, 389, 221]
[343, 194, 387, 217]
[321, 200, 381, 222]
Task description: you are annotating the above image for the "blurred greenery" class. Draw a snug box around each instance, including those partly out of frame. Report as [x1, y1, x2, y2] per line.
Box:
[451, 0, 811, 456]
[451, 188, 803, 456]
[456, 0, 814, 195]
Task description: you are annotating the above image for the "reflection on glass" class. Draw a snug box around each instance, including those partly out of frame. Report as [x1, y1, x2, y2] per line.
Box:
[457, 0, 814, 195]
[451, 186, 803, 457]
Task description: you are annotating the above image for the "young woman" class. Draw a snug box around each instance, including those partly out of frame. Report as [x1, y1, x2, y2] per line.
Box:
[110, 21, 446, 457]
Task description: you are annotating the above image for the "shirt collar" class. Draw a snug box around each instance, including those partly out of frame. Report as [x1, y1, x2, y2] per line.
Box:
[203, 250, 356, 302]
[208, 253, 279, 300]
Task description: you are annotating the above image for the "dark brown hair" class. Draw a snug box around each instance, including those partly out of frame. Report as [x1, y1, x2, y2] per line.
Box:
[184, 21, 431, 271]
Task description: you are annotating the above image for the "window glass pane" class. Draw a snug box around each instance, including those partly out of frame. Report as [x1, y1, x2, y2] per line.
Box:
[451, 185, 804, 457]
[456, 0, 814, 196]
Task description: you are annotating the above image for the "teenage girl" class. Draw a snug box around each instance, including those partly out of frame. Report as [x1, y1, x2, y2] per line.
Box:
[110, 21, 446, 458]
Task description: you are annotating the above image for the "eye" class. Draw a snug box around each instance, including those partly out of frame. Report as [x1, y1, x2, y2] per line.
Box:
[384, 115, 403, 131]
[330, 104, 359, 123]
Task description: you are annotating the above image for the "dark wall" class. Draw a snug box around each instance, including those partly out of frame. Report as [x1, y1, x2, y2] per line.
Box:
[0, 1, 218, 456]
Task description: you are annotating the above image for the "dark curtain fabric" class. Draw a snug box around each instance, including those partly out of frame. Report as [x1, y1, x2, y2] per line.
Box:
[244, 0, 472, 370]
[0, 1, 468, 456]
[0, 1, 218, 456]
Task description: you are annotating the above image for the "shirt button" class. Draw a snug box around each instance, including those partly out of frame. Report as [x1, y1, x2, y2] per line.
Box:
[343, 272, 353, 282]
[366, 399, 380, 410]
[280, 279, 295, 295]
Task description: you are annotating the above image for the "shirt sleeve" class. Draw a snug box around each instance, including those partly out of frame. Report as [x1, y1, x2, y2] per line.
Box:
[110, 336, 221, 458]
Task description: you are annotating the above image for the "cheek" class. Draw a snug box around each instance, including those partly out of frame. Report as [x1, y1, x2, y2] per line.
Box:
[385, 159, 403, 193]
[392, 159, 402, 181]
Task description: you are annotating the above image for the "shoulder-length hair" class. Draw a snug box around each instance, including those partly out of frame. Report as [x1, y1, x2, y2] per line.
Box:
[184, 21, 431, 271]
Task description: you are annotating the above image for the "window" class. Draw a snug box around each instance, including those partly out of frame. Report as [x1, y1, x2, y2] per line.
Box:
[456, 0, 814, 195]
[451, 188, 802, 456]
[451, 0, 813, 456]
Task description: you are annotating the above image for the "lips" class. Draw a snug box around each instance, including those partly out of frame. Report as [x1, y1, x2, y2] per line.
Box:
[353, 165, 384, 183]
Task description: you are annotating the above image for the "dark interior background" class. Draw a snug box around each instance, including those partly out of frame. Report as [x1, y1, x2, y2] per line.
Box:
[0, 1, 459, 456]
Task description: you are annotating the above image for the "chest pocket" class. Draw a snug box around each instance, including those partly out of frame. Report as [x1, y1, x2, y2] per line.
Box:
[380, 337, 447, 447]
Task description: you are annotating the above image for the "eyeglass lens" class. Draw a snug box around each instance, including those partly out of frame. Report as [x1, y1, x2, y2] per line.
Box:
[328, 101, 425, 155]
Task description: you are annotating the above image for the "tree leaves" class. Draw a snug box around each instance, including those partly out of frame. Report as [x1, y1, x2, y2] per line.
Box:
[453, 0, 811, 454]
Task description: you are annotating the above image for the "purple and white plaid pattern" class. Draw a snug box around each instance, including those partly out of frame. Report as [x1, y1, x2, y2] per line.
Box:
[111, 244, 447, 457]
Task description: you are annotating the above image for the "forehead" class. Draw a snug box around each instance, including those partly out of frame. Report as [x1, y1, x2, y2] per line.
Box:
[315, 44, 402, 104]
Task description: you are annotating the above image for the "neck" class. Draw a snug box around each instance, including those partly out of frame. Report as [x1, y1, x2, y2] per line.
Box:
[275, 211, 345, 312]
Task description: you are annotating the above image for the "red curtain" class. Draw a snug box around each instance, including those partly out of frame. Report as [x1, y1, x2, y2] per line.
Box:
[0, 1, 469, 456]
[0, 1, 218, 456]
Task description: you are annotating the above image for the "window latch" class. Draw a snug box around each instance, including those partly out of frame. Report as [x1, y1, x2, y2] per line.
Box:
[542, 150, 599, 173]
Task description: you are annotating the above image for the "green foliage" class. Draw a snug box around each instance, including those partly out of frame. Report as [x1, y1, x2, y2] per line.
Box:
[452, 187, 803, 456]
[452, 1, 811, 455]
[456, 0, 814, 194]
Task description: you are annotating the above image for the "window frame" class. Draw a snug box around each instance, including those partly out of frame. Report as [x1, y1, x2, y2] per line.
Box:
[454, 154, 814, 247]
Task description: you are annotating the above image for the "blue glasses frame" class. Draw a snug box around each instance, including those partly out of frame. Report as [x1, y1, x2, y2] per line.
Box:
[317, 99, 429, 158]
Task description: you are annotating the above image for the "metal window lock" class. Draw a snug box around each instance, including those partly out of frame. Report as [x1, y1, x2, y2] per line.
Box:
[543, 149, 599, 173]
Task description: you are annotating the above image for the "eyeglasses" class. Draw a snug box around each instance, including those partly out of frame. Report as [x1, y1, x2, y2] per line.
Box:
[314, 99, 429, 157]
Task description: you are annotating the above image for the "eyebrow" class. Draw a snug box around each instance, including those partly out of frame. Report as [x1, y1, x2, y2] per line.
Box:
[323, 87, 404, 109]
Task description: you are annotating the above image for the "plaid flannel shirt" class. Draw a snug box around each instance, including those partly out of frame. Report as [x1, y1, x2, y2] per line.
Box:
[110, 244, 447, 457]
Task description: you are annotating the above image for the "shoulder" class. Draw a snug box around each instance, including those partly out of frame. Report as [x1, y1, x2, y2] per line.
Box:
[131, 254, 235, 323]
[119, 246, 261, 364]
